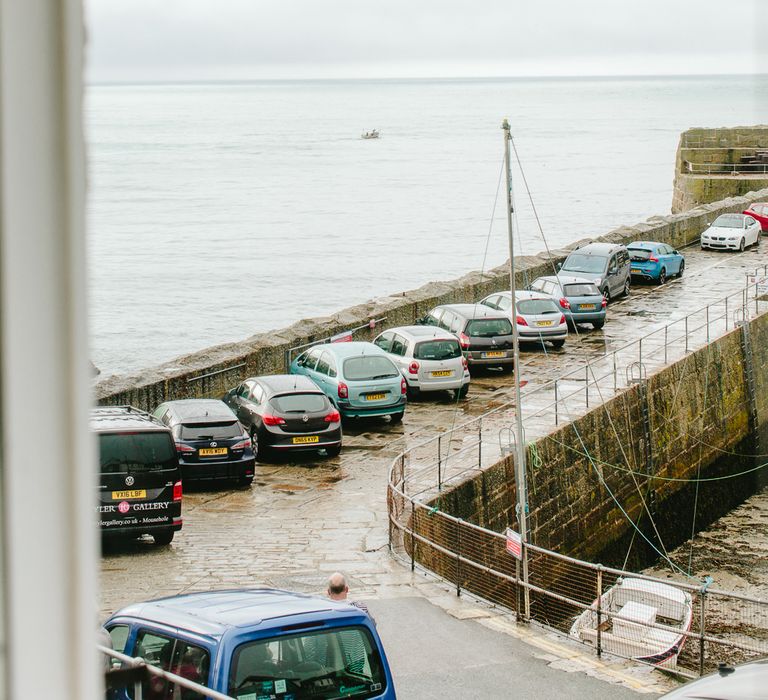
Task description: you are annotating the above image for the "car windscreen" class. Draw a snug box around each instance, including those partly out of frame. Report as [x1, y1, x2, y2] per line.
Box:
[343, 356, 399, 380]
[98, 432, 176, 474]
[179, 421, 241, 440]
[562, 253, 606, 274]
[628, 248, 652, 261]
[517, 299, 560, 315]
[414, 339, 462, 360]
[465, 318, 513, 337]
[563, 283, 600, 296]
[229, 626, 386, 700]
[712, 214, 745, 229]
[270, 393, 327, 413]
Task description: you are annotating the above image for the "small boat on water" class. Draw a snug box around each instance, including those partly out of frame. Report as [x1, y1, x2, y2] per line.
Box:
[361, 129, 380, 139]
[569, 577, 694, 667]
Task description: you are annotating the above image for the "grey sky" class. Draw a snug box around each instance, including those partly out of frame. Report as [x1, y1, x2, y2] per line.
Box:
[85, 0, 764, 82]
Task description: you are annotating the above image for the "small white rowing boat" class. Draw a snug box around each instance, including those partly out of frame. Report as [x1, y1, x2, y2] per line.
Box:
[361, 129, 379, 139]
[569, 577, 693, 667]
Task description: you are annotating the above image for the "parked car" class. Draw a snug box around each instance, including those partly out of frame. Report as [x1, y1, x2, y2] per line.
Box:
[373, 325, 471, 399]
[659, 659, 768, 699]
[290, 342, 407, 423]
[419, 303, 514, 370]
[743, 202, 768, 231]
[222, 374, 342, 458]
[529, 275, 607, 330]
[152, 399, 255, 486]
[701, 213, 761, 251]
[104, 588, 396, 700]
[479, 291, 568, 348]
[558, 242, 631, 301]
[92, 406, 182, 546]
[626, 241, 685, 285]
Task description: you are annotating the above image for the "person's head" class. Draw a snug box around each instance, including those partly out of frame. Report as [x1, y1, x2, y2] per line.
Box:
[327, 572, 349, 600]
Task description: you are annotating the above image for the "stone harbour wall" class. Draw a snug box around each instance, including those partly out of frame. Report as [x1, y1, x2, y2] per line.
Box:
[97, 187, 768, 412]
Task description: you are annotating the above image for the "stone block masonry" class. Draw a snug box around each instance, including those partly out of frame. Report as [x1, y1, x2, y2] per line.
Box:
[96, 187, 768, 412]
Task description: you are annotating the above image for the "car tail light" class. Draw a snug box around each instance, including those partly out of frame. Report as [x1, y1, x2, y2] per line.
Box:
[338, 382, 349, 399]
[401, 377, 407, 395]
[559, 314, 566, 324]
[263, 414, 286, 426]
[559, 298, 570, 309]
[231, 437, 252, 450]
[175, 442, 195, 453]
[649, 256, 658, 262]
[408, 361, 420, 375]
[516, 315, 528, 326]
[462, 356, 468, 370]
[458, 332, 470, 349]
[324, 409, 341, 423]
[173, 480, 182, 501]
[601, 298, 608, 308]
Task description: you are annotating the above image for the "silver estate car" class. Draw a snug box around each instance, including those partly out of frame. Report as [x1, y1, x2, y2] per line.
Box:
[374, 325, 471, 400]
[480, 290, 568, 348]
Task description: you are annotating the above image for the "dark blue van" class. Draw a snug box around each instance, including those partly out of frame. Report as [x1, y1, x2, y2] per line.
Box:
[104, 588, 396, 700]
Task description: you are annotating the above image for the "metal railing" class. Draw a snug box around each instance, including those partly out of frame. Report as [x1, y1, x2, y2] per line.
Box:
[685, 160, 768, 175]
[100, 646, 235, 700]
[387, 277, 768, 677]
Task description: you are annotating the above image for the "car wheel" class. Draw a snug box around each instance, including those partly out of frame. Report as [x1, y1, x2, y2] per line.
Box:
[153, 530, 174, 546]
[325, 444, 342, 458]
[237, 476, 253, 489]
[550, 339, 565, 349]
[739, 237, 745, 252]
[623, 278, 631, 297]
[658, 268, 666, 285]
[250, 427, 270, 461]
[592, 320, 605, 330]
[406, 385, 420, 400]
[602, 286, 611, 302]
[389, 412, 404, 424]
[454, 384, 469, 400]
[678, 260, 685, 277]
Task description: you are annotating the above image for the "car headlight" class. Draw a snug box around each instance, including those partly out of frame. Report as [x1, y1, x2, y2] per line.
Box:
[728, 236, 737, 241]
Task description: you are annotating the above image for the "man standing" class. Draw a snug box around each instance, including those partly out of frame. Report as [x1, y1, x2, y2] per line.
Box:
[327, 571, 374, 623]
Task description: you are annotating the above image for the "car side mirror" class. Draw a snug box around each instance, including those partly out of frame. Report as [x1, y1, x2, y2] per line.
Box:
[415, 317, 425, 325]
[556, 262, 562, 271]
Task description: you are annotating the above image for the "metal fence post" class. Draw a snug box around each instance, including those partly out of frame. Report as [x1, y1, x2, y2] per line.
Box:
[456, 519, 462, 597]
[685, 316, 689, 353]
[554, 379, 558, 426]
[410, 500, 415, 572]
[437, 435, 442, 490]
[596, 566, 603, 659]
[706, 305, 710, 343]
[613, 351, 617, 392]
[664, 325, 668, 364]
[585, 364, 589, 407]
[699, 589, 707, 676]
[725, 296, 729, 331]
[478, 418, 482, 467]
[638, 337, 642, 367]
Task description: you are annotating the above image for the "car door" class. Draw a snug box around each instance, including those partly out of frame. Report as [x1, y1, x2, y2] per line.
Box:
[389, 333, 409, 373]
[229, 380, 255, 425]
[746, 216, 760, 244]
[373, 331, 394, 354]
[606, 254, 620, 295]
[295, 346, 322, 380]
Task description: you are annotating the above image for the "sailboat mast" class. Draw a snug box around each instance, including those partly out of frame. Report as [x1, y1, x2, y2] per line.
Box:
[502, 118, 530, 621]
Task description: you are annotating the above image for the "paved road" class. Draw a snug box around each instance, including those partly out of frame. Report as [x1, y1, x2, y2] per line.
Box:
[100, 242, 764, 694]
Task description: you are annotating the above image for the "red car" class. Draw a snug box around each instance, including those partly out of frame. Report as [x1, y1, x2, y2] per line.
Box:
[744, 203, 768, 232]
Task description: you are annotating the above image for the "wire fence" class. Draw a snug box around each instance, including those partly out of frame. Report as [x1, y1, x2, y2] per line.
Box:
[388, 277, 768, 677]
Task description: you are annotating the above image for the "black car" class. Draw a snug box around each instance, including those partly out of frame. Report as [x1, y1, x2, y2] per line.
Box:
[223, 374, 342, 459]
[92, 405, 182, 545]
[420, 303, 515, 370]
[152, 399, 255, 486]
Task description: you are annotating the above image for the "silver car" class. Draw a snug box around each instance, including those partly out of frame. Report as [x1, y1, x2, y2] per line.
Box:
[530, 275, 607, 329]
[373, 325, 471, 399]
[480, 290, 568, 348]
[701, 213, 760, 252]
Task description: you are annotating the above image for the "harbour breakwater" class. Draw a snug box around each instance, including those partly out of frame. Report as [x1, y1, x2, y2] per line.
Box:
[96, 187, 768, 410]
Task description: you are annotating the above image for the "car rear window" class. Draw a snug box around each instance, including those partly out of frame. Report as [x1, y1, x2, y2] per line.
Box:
[414, 339, 462, 360]
[562, 253, 607, 274]
[179, 421, 241, 440]
[98, 432, 176, 474]
[229, 626, 386, 700]
[465, 318, 513, 337]
[517, 299, 560, 315]
[628, 248, 652, 261]
[270, 393, 327, 413]
[343, 356, 399, 380]
[563, 283, 600, 296]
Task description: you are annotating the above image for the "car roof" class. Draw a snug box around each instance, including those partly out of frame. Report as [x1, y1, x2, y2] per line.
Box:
[747, 202, 767, 207]
[553, 274, 600, 287]
[493, 290, 555, 302]
[252, 374, 322, 395]
[382, 325, 459, 340]
[660, 659, 768, 699]
[161, 399, 237, 423]
[569, 242, 624, 256]
[627, 241, 662, 249]
[436, 303, 508, 319]
[714, 212, 749, 220]
[308, 341, 387, 358]
[90, 406, 168, 433]
[110, 588, 366, 639]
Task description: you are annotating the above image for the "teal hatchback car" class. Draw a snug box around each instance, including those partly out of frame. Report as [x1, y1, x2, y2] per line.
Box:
[290, 342, 407, 422]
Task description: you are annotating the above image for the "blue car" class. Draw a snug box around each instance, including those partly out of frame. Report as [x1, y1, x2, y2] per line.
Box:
[290, 341, 407, 422]
[104, 588, 396, 699]
[627, 241, 684, 285]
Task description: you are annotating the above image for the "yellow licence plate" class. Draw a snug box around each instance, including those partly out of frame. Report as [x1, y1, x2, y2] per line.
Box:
[292, 435, 319, 444]
[111, 489, 146, 500]
[365, 393, 386, 401]
[483, 351, 504, 358]
[579, 304, 596, 310]
[199, 447, 228, 456]
[537, 320, 554, 327]
[431, 370, 452, 377]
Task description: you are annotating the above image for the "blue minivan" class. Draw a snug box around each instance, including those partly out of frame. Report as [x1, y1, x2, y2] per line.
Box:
[104, 588, 396, 699]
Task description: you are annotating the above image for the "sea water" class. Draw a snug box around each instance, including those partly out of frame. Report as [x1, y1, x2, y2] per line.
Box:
[87, 75, 768, 375]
